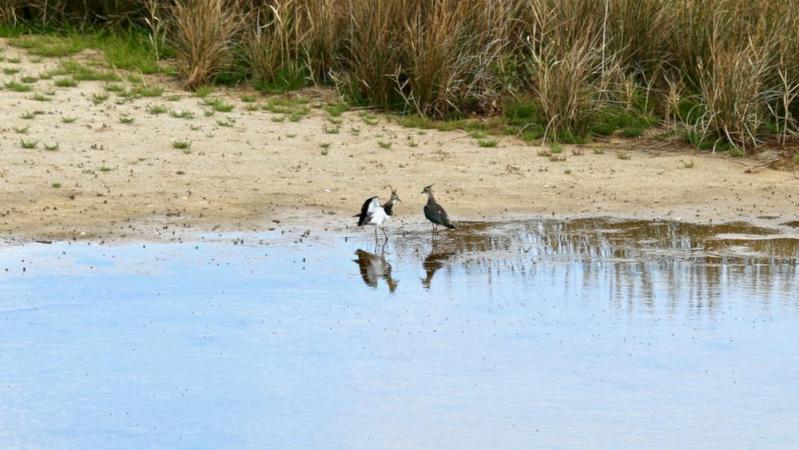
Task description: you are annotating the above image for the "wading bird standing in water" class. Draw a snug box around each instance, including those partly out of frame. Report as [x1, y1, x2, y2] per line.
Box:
[422, 184, 455, 233]
[355, 187, 401, 242]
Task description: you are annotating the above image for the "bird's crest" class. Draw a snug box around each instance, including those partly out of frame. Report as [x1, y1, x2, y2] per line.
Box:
[388, 185, 401, 202]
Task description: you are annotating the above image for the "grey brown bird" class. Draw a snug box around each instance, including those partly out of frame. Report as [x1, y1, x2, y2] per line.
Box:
[421, 184, 455, 232]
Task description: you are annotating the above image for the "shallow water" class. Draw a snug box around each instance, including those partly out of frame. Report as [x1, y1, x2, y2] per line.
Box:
[1, 219, 799, 449]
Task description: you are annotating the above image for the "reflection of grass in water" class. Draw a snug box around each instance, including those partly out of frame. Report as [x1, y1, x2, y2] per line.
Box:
[395, 219, 799, 279]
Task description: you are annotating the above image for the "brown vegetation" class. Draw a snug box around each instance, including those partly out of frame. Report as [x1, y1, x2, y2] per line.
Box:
[3, 0, 799, 153]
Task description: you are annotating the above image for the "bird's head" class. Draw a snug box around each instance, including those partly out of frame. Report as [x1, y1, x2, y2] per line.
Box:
[421, 184, 433, 195]
[388, 186, 401, 203]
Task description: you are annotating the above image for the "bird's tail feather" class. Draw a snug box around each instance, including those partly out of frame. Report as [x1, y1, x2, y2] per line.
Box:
[446, 223, 456, 229]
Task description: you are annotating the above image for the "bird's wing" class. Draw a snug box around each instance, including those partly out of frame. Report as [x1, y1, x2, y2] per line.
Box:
[434, 204, 452, 225]
[357, 196, 380, 226]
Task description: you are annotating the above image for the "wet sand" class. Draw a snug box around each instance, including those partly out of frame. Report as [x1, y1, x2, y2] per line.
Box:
[2, 38, 799, 241]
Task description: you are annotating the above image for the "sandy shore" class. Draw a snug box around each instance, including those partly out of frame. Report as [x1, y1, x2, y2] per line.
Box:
[2, 39, 799, 241]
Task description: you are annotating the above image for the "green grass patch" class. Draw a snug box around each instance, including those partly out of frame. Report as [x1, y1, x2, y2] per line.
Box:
[5, 29, 163, 75]
[31, 92, 50, 101]
[324, 102, 350, 117]
[253, 66, 309, 94]
[262, 96, 310, 116]
[172, 140, 192, 150]
[98, 31, 162, 74]
[5, 81, 32, 92]
[361, 113, 379, 126]
[288, 110, 308, 122]
[193, 86, 214, 98]
[20, 139, 37, 149]
[621, 126, 645, 138]
[54, 77, 78, 87]
[148, 104, 168, 115]
[589, 107, 656, 138]
[171, 110, 195, 119]
[133, 84, 163, 97]
[104, 83, 125, 92]
[117, 84, 164, 99]
[91, 93, 109, 104]
[9, 34, 90, 57]
[728, 147, 745, 157]
[477, 138, 498, 148]
[202, 98, 234, 112]
[683, 130, 732, 152]
[677, 97, 706, 125]
[45, 61, 120, 82]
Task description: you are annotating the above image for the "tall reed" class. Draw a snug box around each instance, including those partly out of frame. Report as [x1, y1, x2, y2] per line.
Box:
[242, 0, 336, 90]
[4, 0, 799, 148]
[170, 0, 245, 89]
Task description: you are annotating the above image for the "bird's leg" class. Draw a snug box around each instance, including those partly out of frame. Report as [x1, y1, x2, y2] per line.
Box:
[382, 227, 389, 242]
[374, 227, 378, 242]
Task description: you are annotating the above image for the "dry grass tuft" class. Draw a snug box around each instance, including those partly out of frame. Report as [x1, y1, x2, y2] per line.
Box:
[242, 0, 336, 91]
[170, 0, 245, 89]
[7, 0, 799, 150]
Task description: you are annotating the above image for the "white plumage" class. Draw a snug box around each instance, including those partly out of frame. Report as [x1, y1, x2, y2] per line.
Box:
[355, 188, 400, 241]
[363, 198, 389, 226]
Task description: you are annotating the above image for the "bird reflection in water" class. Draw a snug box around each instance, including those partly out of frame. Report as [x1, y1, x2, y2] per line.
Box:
[353, 249, 398, 292]
[422, 246, 454, 289]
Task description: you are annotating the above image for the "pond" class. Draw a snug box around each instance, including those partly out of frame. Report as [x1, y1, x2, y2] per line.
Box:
[1, 219, 798, 449]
